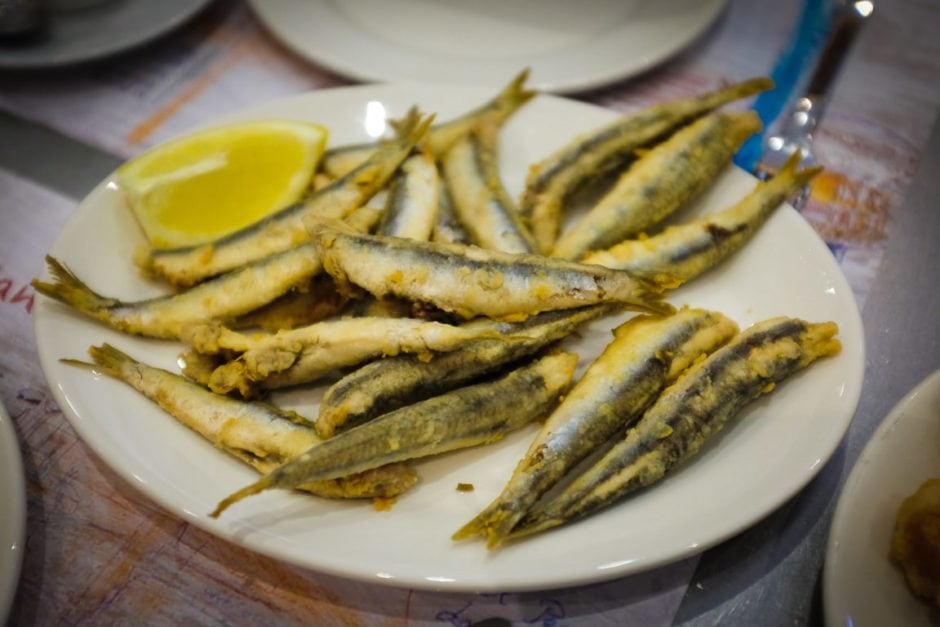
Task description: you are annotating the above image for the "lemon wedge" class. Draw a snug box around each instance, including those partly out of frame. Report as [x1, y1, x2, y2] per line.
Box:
[116, 120, 328, 249]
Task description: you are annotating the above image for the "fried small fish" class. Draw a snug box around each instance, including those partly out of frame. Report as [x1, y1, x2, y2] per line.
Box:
[346, 150, 442, 319]
[442, 113, 535, 253]
[317, 304, 616, 438]
[520, 77, 773, 253]
[32, 207, 382, 340]
[453, 308, 737, 547]
[34, 244, 322, 340]
[551, 110, 762, 261]
[65, 343, 417, 500]
[313, 224, 674, 320]
[431, 180, 472, 245]
[210, 351, 579, 518]
[186, 316, 516, 397]
[513, 317, 841, 539]
[378, 150, 441, 241]
[582, 152, 822, 285]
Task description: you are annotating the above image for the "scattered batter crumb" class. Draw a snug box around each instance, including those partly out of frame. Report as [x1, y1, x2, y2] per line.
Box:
[373, 496, 397, 511]
[456, 483, 475, 492]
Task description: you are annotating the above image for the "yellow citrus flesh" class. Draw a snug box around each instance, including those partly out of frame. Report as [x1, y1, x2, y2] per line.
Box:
[116, 120, 328, 249]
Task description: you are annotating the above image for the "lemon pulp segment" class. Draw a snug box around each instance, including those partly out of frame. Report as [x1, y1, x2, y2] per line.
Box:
[117, 120, 328, 249]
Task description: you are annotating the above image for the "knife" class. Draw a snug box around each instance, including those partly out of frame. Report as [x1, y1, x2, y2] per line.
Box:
[756, 0, 874, 186]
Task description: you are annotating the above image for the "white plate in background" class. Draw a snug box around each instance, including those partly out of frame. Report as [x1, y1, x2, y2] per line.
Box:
[0, 0, 212, 69]
[247, 0, 727, 93]
[824, 369, 940, 626]
[0, 401, 26, 620]
[34, 83, 864, 591]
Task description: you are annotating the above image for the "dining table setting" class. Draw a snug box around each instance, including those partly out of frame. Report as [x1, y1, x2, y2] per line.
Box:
[1, 0, 939, 625]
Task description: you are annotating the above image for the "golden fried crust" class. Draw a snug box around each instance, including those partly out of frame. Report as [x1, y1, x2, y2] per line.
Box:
[891, 478, 940, 607]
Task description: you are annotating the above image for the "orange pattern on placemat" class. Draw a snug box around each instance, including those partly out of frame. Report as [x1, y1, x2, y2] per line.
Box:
[125, 39, 249, 146]
[802, 170, 891, 246]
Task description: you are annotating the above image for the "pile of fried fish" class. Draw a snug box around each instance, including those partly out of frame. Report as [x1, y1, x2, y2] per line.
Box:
[35, 70, 841, 548]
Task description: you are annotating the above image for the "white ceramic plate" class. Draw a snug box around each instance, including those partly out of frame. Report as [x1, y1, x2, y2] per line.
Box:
[0, 0, 212, 70]
[247, 0, 727, 93]
[0, 401, 26, 620]
[33, 84, 864, 592]
[824, 370, 940, 625]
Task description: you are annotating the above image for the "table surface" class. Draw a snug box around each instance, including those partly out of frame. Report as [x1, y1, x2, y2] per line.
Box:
[1, 0, 938, 625]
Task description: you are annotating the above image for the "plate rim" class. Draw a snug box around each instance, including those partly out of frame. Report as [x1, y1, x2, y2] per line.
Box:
[0, 401, 26, 620]
[823, 368, 940, 624]
[246, 0, 728, 93]
[32, 82, 865, 592]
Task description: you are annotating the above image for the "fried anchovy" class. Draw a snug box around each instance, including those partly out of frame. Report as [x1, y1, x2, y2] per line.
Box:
[513, 316, 841, 539]
[185, 316, 514, 397]
[317, 304, 616, 438]
[31, 207, 382, 340]
[342, 150, 443, 319]
[520, 77, 773, 253]
[65, 343, 417, 500]
[442, 113, 535, 253]
[210, 351, 578, 518]
[313, 224, 673, 320]
[139, 110, 432, 287]
[551, 111, 762, 261]
[34, 245, 321, 339]
[431, 179, 472, 245]
[453, 308, 738, 547]
[378, 150, 441, 240]
[320, 69, 535, 179]
[582, 153, 823, 285]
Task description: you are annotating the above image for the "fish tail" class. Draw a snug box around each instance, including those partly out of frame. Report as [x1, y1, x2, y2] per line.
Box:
[60, 342, 135, 379]
[451, 518, 483, 542]
[209, 475, 275, 518]
[59, 357, 97, 371]
[794, 165, 824, 189]
[777, 150, 803, 176]
[798, 165, 824, 183]
[766, 151, 824, 192]
[684, 77, 774, 117]
[732, 109, 764, 136]
[739, 76, 775, 93]
[451, 504, 518, 548]
[392, 107, 436, 145]
[506, 514, 563, 541]
[87, 342, 136, 372]
[31, 256, 119, 321]
[716, 76, 775, 102]
[497, 68, 537, 111]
